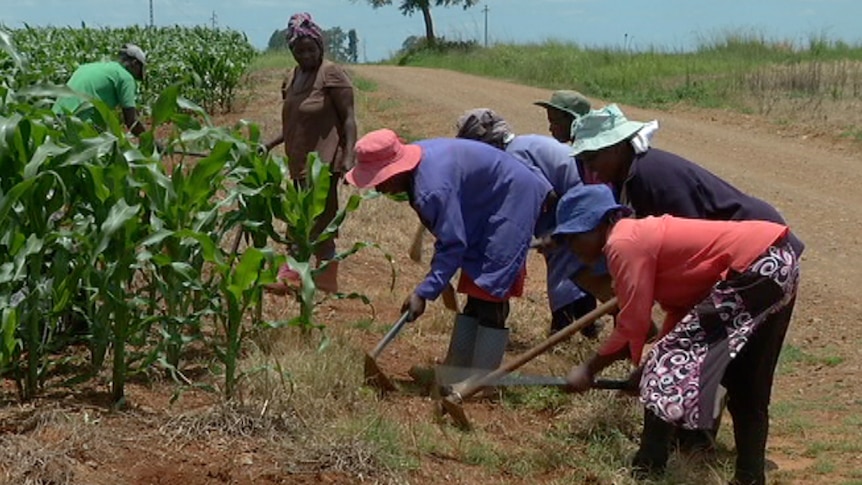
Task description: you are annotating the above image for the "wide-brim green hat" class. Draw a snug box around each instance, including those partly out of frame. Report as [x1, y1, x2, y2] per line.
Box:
[534, 90, 591, 117]
[570, 104, 645, 156]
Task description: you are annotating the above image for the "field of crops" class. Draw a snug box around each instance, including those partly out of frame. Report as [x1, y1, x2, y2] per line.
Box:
[0, 29, 378, 408]
[2, 25, 257, 113]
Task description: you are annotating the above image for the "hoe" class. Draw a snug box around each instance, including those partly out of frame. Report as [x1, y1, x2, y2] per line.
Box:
[438, 297, 619, 430]
[363, 311, 412, 393]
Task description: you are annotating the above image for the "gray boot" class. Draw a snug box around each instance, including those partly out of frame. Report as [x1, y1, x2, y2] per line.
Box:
[471, 325, 510, 372]
[469, 325, 510, 398]
[437, 314, 480, 385]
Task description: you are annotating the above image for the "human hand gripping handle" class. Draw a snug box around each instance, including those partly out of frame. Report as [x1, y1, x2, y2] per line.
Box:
[400, 292, 426, 322]
[565, 363, 593, 393]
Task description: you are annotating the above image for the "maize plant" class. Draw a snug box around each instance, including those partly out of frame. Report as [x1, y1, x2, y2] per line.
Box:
[3, 25, 256, 112]
[0, 29, 390, 404]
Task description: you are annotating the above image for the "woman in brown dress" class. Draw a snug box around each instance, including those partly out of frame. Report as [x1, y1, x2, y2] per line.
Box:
[263, 12, 357, 293]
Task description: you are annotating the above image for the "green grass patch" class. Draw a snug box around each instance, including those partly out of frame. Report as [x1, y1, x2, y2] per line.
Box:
[814, 457, 836, 474]
[393, 32, 862, 114]
[352, 75, 378, 93]
[353, 414, 420, 472]
[778, 344, 844, 373]
[501, 386, 570, 413]
[249, 50, 296, 71]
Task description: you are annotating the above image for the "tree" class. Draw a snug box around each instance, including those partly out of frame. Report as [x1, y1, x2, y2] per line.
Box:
[324, 27, 351, 63]
[267, 28, 288, 50]
[266, 26, 358, 64]
[358, 0, 480, 45]
[347, 29, 359, 63]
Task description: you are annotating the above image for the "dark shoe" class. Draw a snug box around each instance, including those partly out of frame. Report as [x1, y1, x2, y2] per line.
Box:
[630, 449, 667, 480]
[632, 409, 672, 479]
[728, 476, 765, 485]
[674, 428, 717, 455]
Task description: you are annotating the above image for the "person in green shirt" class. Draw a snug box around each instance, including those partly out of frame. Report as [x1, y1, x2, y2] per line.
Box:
[53, 43, 147, 136]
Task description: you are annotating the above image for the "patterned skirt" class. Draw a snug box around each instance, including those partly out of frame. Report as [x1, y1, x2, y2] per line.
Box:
[639, 237, 800, 430]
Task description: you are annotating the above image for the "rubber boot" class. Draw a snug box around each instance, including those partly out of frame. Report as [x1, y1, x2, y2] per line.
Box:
[469, 325, 509, 398]
[631, 409, 672, 480]
[435, 314, 480, 386]
[314, 260, 339, 294]
[471, 325, 509, 371]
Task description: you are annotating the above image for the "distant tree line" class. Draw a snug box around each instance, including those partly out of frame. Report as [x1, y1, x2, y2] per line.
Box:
[267, 27, 359, 63]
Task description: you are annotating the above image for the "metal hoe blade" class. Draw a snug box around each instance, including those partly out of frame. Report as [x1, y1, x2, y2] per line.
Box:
[439, 298, 619, 430]
[363, 311, 411, 394]
[363, 353, 397, 393]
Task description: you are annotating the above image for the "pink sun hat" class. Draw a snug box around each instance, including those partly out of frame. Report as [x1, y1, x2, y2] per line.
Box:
[346, 129, 423, 188]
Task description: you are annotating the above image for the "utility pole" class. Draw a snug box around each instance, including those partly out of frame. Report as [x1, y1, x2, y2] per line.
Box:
[149, 0, 154, 27]
[210, 11, 217, 29]
[482, 4, 489, 48]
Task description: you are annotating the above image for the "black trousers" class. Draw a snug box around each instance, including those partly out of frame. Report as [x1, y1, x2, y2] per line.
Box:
[722, 296, 795, 484]
[635, 297, 796, 485]
[550, 294, 598, 333]
[462, 296, 509, 329]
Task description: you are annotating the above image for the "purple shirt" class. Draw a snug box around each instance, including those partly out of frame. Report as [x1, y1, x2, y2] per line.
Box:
[506, 134, 589, 311]
[410, 138, 553, 300]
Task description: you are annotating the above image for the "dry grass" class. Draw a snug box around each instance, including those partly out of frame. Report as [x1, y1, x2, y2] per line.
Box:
[0, 434, 76, 485]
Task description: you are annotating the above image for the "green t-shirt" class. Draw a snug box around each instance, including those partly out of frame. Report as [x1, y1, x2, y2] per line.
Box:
[53, 61, 138, 116]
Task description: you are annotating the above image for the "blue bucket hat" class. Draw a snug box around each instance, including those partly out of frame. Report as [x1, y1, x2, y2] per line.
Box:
[570, 104, 645, 156]
[552, 185, 632, 237]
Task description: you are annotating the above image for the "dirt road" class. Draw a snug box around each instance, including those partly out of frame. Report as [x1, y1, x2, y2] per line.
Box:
[353, 64, 862, 362]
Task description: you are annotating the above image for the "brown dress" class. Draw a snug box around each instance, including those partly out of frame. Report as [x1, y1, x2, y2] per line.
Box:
[281, 60, 352, 179]
[281, 60, 353, 251]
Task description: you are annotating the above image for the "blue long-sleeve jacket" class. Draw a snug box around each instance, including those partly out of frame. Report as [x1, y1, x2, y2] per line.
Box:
[410, 138, 553, 300]
[506, 134, 592, 311]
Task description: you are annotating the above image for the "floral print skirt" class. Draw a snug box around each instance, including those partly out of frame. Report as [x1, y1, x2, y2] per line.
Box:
[639, 237, 800, 430]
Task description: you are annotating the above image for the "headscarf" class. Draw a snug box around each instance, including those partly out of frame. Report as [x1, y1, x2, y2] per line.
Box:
[455, 108, 515, 150]
[285, 12, 324, 49]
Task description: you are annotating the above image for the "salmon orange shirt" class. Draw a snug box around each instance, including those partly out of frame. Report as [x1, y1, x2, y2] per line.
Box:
[601, 216, 788, 364]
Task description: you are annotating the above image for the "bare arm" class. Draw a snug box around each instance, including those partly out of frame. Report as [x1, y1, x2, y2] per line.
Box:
[331, 86, 357, 174]
[263, 133, 285, 152]
[122, 107, 146, 136]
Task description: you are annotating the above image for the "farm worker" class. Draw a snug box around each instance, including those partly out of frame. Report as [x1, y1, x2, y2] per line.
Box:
[345, 129, 554, 382]
[572, 104, 804, 258]
[534, 91, 660, 185]
[554, 184, 800, 485]
[572, 104, 804, 453]
[53, 43, 147, 136]
[534, 90, 592, 144]
[262, 12, 357, 294]
[454, 108, 606, 338]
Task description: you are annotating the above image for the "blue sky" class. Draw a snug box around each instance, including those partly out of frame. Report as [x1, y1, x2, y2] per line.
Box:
[2, 0, 860, 61]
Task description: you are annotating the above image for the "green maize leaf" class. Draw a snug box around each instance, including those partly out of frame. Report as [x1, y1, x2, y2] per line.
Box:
[0, 306, 20, 367]
[168, 262, 197, 282]
[185, 141, 231, 205]
[94, 199, 140, 257]
[0, 30, 24, 70]
[175, 230, 225, 266]
[227, 247, 267, 300]
[152, 83, 180, 128]
[24, 140, 70, 179]
[65, 132, 118, 167]
[0, 176, 38, 222]
[307, 153, 330, 222]
[83, 163, 111, 202]
[140, 228, 174, 247]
